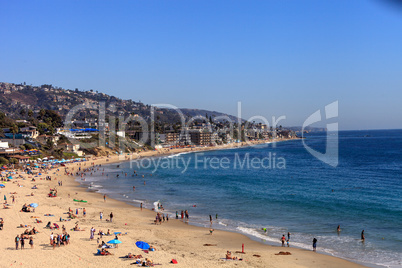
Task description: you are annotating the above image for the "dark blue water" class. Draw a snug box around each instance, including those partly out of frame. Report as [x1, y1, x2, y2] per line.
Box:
[80, 130, 402, 268]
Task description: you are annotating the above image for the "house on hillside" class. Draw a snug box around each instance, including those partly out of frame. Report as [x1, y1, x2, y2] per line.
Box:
[20, 126, 39, 139]
[57, 142, 84, 156]
[36, 135, 60, 146]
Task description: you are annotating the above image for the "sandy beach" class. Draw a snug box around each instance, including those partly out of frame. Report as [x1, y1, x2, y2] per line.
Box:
[0, 141, 367, 268]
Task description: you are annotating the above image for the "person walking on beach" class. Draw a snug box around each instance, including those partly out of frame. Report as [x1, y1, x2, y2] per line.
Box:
[209, 215, 212, 225]
[20, 236, 25, 250]
[140, 203, 143, 211]
[281, 235, 286, 247]
[312, 238, 317, 251]
[361, 230, 365, 241]
[104, 194, 106, 202]
[100, 212, 103, 220]
[110, 212, 113, 222]
[287, 232, 291, 241]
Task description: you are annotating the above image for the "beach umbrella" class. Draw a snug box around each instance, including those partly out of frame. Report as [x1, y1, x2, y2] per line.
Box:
[30, 203, 38, 208]
[7, 176, 13, 180]
[107, 239, 122, 244]
[0, 184, 5, 187]
[135, 241, 150, 250]
[114, 232, 121, 235]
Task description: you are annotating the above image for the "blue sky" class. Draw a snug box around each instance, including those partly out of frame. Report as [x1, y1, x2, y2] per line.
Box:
[1, 0, 401, 130]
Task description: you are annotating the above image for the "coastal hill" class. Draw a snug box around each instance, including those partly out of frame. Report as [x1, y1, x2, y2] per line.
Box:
[0, 82, 240, 124]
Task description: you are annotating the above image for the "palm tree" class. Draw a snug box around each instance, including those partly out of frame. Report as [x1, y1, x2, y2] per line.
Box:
[10, 124, 18, 168]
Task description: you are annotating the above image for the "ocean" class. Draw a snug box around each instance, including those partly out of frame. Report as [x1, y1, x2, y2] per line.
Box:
[78, 129, 402, 268]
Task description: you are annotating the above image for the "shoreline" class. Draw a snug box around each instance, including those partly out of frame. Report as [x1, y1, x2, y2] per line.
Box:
[0, 138, 369, 267]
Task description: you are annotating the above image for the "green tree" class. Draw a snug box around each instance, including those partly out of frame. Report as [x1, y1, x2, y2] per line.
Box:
[0, 157, 9, 165]
[54, 147, 64, 158]
[20, 109, 26, 117]
[9, 158, 18, 164]
[45, 137, 54, 150]
[37, 123, 48, 135]
[38, 109, 46, 119]
[28, 110, 33, 117]
[10, 124, 19, 156]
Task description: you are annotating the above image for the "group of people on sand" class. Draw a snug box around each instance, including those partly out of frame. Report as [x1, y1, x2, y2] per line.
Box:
[21, 203, 31, 212]
[124, 247, 155, 266]
[225, 251, 243, 261]
[50, 231, 70, 249]
[15, 234, 34, 250]
[154, 212, 168, 225]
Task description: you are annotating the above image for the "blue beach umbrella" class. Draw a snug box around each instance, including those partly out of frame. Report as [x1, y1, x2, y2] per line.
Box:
[30, 203, 38, 208]
[7, 176, 13, 180]
[0, 184, 5, 187]
[135, 241, 150, 250]
[107, 239, 122, 244]
[114, 232, 121, 235]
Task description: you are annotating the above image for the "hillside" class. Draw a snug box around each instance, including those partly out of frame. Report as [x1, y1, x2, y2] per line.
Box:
[0, 82, 242, 125]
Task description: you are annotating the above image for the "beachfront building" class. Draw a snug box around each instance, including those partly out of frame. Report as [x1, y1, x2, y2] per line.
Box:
[165, 132, 179, 144]
[189, 130, 212, 146]
[0, 141, 9, 149]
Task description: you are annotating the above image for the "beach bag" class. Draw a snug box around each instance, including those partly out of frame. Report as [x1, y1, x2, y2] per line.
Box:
[171, 259, 178, 264]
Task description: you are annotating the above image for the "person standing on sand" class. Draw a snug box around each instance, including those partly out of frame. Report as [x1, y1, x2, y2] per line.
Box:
[313, 238, 317, 251]
[100, 212, 103, 220]
[104, 194, 106, 202]
[209, 215, 212, 224]
[140, 203, 143, 211]
[110, 212, 113, 222]
[15, 235, 20, 250]
[20, 236, 25, 250]
[281, 235, 286, 247]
